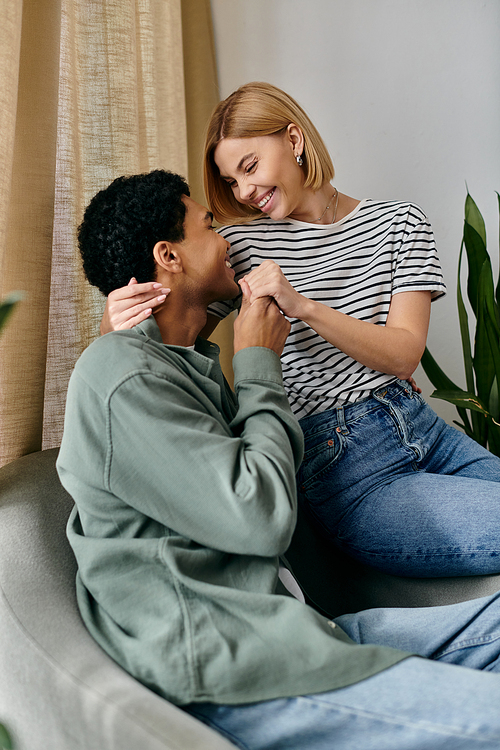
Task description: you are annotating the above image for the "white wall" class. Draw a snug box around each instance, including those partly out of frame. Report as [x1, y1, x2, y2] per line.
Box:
[210, 0, 500, 424]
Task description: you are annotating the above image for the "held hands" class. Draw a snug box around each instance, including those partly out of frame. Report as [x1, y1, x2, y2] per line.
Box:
[241, 260, 306, 320]
[241, 262, 425, 393]
[100, 278, 170, 335]
[233, 279, 291, 357]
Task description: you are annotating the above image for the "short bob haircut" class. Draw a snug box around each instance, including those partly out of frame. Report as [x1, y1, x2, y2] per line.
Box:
[203, 82, 334, 225]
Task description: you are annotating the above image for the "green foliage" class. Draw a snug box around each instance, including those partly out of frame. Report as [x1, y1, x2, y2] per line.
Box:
[421, 192, 500, 455]
[0, 292, 23, 337]
[0, 723, 13, 749]
[0, 294, 21, 749]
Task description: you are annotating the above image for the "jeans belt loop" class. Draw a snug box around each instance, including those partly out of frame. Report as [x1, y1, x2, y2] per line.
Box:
[337, 405, 348, 435]
[375, 387, 388, 401]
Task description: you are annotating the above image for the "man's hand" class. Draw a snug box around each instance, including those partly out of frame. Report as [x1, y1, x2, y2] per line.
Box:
[233, 279, 291, 357]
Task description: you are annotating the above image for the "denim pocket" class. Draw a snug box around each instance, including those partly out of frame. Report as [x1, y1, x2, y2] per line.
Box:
[297, 429, 346, 494]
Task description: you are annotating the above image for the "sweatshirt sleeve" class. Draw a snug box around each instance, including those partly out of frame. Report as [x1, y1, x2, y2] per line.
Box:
[104, 347, 304, 556]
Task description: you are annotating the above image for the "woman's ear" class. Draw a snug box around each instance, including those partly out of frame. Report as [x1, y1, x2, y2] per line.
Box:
[153, 241, 183, 274]
[286, 123, 305, 158]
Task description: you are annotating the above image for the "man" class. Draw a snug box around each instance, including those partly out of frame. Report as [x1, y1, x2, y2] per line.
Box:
[58, 170, 500, 749]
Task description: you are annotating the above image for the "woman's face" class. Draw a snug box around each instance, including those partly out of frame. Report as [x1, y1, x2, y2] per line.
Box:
[213, 129, 306, 221]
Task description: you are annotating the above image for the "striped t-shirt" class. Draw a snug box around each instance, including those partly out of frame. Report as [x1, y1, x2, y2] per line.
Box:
[209, 199, 446, 421]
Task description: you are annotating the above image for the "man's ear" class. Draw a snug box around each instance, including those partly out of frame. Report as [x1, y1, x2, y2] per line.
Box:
[153, 241, 183, 274]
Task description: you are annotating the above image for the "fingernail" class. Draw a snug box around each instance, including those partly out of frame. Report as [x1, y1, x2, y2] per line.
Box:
[157, 295, 166, 302]
[143, 308, 152, 316]
[161, 288, 171, 294]
[153, 283, 162, 289]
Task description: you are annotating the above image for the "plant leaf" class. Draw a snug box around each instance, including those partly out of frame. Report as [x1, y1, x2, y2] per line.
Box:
[463, 191, 487, 319]
[426, 192, 500, 452]
[0, 292, 23, 337]
[474, 250, 500, 442]
[464, 223, 488, 318]
[474, 258, 496, 408]
[483, 289, 500, 383]
[489, 376, 499, 423]
[430, 388, 491, 417]
[457, 241, 475, 394]
[420, 348, 461, 391]
[462, 198, 490, 444]
[456, 239, 482, 438]
[496, 192, 500, 309]
[465, 191, 487, 245]
[486, 416, 500, 457]
[0, 723, 13, 750]
[420, 348, 472, 435]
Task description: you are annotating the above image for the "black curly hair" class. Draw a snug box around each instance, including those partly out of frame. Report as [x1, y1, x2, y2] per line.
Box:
[78, 170, 190, 296]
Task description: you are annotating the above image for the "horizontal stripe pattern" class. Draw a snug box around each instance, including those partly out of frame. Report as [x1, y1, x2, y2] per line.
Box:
[209, 199, 446, 420]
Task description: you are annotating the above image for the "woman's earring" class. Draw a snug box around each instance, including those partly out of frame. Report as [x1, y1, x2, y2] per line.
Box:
[296, 154, 303, 166]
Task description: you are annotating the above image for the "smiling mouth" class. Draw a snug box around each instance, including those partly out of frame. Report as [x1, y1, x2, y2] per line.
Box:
[256, 188, 275, 209]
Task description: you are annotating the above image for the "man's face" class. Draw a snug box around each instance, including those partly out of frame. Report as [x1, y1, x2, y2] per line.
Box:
[178, 196, 239, 303]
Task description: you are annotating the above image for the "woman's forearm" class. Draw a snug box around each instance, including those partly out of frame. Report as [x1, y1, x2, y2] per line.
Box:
[298, 292, 430, 379]
[242, 261, 432, 379]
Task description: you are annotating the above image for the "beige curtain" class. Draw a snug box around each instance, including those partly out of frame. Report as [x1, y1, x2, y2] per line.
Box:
[0, 0, 229, 468]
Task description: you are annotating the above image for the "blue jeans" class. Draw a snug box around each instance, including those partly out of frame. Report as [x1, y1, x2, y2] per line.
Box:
[296, 380, 500, 576]
[185, 591, 500, 749]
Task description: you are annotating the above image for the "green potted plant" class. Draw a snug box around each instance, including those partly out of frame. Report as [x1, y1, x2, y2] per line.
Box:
[0, 724, 12, 750]
[0, 292, 23, 338]
[421, 192, 500, 456]
[0, 291, 21, 750]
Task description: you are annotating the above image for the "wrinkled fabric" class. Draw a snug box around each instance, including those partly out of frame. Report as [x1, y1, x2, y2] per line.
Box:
[57, 316, 405, 706]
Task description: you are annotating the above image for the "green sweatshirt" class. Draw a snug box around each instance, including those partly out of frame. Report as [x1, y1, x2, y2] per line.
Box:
[57, 316, 406, 706]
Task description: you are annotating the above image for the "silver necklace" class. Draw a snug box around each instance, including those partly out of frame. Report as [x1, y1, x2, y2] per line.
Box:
[313, 187, 339, 224]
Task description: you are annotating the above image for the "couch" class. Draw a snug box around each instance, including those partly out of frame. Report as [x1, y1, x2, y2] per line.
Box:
[1, 447, 500, 749]
[0, 449, 236, 750]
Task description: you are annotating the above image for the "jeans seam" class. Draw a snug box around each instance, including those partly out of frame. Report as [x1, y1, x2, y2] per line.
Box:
[345, 548, 500, 556]
[385, 399, 425, 462]
[434, 632, 500, 659]
[298, 693, 500, 742]
[300, 435, 347, 488]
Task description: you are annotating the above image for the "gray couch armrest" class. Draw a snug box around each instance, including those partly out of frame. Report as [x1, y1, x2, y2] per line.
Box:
[0, 449, 235, 750]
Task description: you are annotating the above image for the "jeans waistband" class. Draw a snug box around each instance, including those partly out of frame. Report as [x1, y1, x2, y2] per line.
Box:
[298, 379, 416, 435]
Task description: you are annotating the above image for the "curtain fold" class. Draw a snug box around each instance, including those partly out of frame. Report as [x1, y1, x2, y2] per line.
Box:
[0, 0, 62, 467]
[0, 0, 225, 468]
[42, 0, 190, 454]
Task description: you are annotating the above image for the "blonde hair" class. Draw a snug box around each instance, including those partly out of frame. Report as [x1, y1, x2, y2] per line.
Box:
[203, 82, 334, 224]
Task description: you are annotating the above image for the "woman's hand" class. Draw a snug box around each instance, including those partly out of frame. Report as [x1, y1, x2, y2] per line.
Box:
[407, 376, 422, 394]
[242, 260, 306, 319]
[241, 261, 431, 382]
[100, 277, 170, 335]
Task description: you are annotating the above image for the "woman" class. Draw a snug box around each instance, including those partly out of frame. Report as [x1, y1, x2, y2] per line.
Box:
[101, 82, 500, 578]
